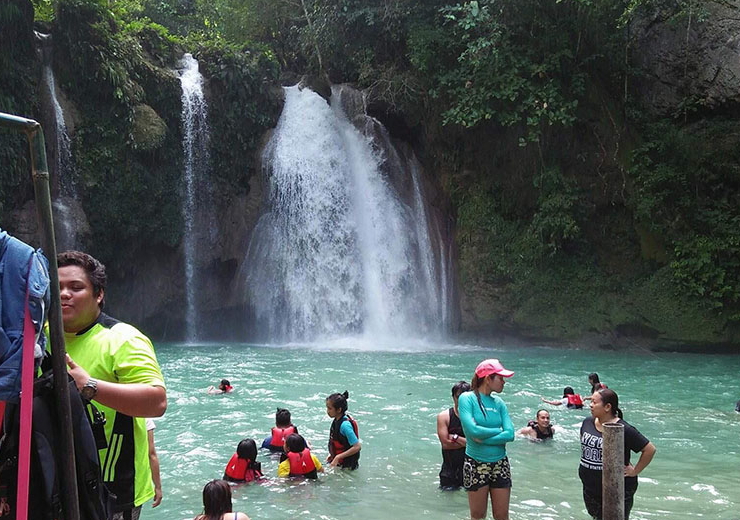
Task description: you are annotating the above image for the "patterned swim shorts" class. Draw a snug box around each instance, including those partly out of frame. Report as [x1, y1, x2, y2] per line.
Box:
[462, 455, 512, 491]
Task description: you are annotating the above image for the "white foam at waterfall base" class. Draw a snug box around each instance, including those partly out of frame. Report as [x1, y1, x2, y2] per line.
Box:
[246, 86, 447, 343]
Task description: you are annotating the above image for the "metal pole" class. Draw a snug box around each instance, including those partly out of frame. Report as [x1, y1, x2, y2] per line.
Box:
[0, 112, 81, 520]
[602, 422, 625, 520]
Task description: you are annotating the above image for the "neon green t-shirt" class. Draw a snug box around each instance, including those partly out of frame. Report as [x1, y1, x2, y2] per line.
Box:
[64, 313, 165, 510]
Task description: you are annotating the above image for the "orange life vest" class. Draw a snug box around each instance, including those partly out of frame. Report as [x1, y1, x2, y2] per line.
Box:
[287, 448, 317, 478]
[270, 425, 297, 448]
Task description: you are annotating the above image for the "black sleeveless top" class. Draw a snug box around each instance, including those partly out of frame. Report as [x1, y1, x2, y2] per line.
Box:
[439, 408, 466, 487]
[448, 407, 465, 438]
[527, 420, 554, 440]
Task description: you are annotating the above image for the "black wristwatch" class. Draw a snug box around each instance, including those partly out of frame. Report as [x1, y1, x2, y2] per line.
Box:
[81, 378, 98, 400]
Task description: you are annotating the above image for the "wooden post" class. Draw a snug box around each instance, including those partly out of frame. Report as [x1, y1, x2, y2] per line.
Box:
[0, 112, 81, 520]
[602, 422, 625, 520]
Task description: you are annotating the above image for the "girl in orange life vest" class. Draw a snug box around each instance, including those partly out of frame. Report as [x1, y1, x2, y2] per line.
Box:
[541, 386, 584, 409]
[278, 433, 324, 479]
[262, 408, 299, 452]
[193, 479, 250, 520]
[223, 439, 263, 483]
[326, 391, 361, 469]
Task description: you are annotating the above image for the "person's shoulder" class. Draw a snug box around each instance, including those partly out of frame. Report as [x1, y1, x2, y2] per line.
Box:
[105, 318, 156, 351]
[581, 416, 595, 427]
[458, 391, 474, 402]
[617, 418, 644, 435]
[109, 319, 150, 341]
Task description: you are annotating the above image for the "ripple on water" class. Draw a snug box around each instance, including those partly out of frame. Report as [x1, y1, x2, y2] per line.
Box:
[142, 344, 740, 520]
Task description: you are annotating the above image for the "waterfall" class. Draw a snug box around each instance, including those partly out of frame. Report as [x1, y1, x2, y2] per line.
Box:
[245, 85, 452, 343]
[37, 31, 79, 250]
[178, 53, 211, 343]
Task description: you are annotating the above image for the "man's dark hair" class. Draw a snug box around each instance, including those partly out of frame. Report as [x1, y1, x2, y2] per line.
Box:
[57, 251, 107, 298]
[451, 380, 471, 398]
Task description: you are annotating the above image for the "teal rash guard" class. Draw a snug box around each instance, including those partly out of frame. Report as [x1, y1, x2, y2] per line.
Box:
[458, 391, 515, 463]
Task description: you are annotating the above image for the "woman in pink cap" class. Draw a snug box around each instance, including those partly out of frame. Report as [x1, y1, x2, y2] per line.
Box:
[458, 359, 515, 520]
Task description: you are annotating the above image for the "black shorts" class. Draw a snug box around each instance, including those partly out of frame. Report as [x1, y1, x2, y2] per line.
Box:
[582, 479, 638, 520]
[462, 455, 512, 491]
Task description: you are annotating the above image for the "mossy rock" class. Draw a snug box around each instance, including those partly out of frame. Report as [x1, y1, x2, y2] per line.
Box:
[131, 103, 167, 151]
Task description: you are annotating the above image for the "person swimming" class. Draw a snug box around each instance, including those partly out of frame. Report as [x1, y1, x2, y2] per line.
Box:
[207, 379, 234, 395]
[518, 409, 555, 441]
[542, 386, 584, 409]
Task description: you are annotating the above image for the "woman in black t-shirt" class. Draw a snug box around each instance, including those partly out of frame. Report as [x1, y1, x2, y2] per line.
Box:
[579, 388, 656, 519]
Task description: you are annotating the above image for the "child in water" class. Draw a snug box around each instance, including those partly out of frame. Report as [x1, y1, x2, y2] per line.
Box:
[277, 433, 324, 479]
[262, 408, 299, 452]
[193, 479, 250, 520]
[326, 391, 361, 469]
[223, 439, 263, 483]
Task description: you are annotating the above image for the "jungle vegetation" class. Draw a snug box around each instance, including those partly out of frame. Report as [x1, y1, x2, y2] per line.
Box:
[2, 0, 738, 347]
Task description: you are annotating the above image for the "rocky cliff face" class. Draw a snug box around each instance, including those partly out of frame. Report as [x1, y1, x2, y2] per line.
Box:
[632, 0, 740, 114]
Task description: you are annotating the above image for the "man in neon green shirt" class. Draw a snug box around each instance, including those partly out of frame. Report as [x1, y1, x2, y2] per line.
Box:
[57, 251, 167, 520]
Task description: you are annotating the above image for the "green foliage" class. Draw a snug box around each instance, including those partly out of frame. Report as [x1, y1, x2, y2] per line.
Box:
[196, 40, 281, 191]
[672, 234, 740, 313]
[457, 186, 529, 281]
[32, 0, 55, 22]
[408, 0, 608, 141]
[121, 18, 183, 65]
[630, 119, 740, 316]
[0, 0, 37, 218]
[530, 168, 583, 256]
[56, 0, 144, 109]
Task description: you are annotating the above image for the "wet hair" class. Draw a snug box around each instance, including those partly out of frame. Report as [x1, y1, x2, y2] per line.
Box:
[220, 379, 231, 389]
[596, 388, 623, 419]
[588, 373, 601, 392]
[326, 391, 349, 414]
[451, 380, 471, 398]
[57, 250, 107, 300]
[470, 373, 496, 417]
[275, 408, 292, 427]
[197, 479, 232, 520]
[236, 438, 257, 461]
[563, 386, 575, 397]
[285, 433, 307, 453]
[736, 400, 740, 413]
[536, 409, 549, 419]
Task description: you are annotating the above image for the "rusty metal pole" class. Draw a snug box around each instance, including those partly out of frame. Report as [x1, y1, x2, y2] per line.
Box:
[602, 422, 625, 520]
[0, 111, 81, 520]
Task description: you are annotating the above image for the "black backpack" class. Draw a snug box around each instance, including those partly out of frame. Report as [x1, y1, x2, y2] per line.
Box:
[0, 369, 112, 520]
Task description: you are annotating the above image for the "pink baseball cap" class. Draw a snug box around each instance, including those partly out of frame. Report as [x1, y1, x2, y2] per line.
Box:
[475, 359, 514, 378]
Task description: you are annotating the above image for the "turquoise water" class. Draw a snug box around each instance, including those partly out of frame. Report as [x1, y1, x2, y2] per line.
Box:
[139, 342, 740, 520]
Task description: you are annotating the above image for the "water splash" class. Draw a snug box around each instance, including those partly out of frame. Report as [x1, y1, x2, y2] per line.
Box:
[245, 85, 451, 343]
[178, 53, 211, 343]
